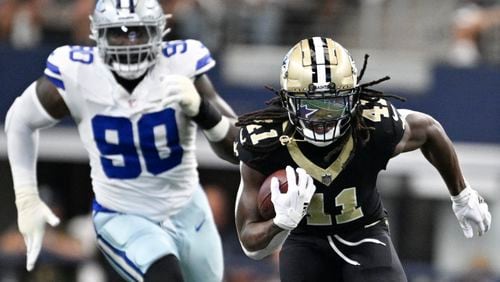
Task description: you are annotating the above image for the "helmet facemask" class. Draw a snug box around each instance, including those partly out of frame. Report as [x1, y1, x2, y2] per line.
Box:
[280, 37, 359, 146]
[283, 84, 359, 145]
[96, 24, 162, 79]
[90, 0, 168, 79]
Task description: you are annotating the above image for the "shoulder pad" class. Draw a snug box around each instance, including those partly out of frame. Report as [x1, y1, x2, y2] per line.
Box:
[44, 45, 72, 90]
[235, 121, 286, 163]
[44, 45, 96, 91]
[360, 98, 401, 125]
[238, 122, 284, 149]
[159, 39, 215, 77]
[359, 98, 404, 160]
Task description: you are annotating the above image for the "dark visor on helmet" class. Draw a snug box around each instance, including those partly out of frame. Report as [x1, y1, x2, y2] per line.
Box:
[296, 96, 351, 122]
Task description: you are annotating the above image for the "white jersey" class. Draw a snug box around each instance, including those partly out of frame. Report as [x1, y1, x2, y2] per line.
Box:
[43, 40, 216, 221]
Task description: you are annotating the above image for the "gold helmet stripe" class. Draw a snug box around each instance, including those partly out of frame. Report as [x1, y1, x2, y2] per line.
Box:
[326, 39, 338, 65]
[326, 38, 342, 87]
[301, 39, 312, 66]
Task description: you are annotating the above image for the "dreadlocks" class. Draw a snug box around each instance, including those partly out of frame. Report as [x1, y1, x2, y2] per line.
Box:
[235, 54, 406, 151]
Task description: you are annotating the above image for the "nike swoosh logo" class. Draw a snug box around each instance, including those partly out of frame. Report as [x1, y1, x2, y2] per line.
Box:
[195, 218, 206, 232]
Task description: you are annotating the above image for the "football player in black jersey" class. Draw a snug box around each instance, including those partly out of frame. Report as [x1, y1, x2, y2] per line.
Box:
[234, 37, 491, 282]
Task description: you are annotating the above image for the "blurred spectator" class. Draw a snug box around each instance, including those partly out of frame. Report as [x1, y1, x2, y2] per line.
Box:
[69, 0, 94, 45]
[311, 0, 355, 42]
[0, 0, 43, 49]
[453, 255, 496, 282]
[449, 0, 500, 67]
[205, 184, 231, 233]
[38, 0, 73, 45]
[163, 0, 226, 52]
[66, 214, 106, 282]
[0, 0, 94, 48]
[241, 0, 285, 45]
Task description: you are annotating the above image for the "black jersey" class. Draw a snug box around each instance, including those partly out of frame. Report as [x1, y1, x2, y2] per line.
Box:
[236, 98, 404, 235]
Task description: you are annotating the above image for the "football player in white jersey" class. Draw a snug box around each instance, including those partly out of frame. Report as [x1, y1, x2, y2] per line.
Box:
[5, 0, 238, 281]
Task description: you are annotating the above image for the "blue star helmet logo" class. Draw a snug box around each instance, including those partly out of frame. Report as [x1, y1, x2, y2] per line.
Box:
[298, 104, 319, 119]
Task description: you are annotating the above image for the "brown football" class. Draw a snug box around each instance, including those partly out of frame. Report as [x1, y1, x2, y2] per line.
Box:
[257, 169, 288, 220]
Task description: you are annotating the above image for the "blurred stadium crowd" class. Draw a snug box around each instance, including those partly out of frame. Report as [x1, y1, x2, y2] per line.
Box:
[2, 0, 500, 64]
[0, 0, 347, 50]
[1, 0, 500, 281]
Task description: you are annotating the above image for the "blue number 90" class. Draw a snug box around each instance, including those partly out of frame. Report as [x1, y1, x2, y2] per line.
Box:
[92, 108, 183, 179]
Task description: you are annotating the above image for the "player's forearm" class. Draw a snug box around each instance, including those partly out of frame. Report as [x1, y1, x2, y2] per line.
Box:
[239, 220, 288, 260]
[420, 121, 465, 196]
[192, 99, 238, 164]
[240, 220, 282, 250]
[207, 125, 239, 164]
[6, 126, 39, 188]
[5, 82, 58, 188]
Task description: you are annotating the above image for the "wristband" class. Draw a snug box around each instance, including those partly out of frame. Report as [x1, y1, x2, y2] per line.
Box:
[203, 116, 230, 142]
[192, 99, 222, 129]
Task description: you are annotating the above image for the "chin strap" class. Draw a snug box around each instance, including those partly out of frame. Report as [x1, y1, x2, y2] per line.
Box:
[279, 135, 306, 146]
[279, 134, 334, 147]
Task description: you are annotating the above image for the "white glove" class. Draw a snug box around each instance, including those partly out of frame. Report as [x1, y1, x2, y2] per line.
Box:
[161, 75, 201, 117]
[272, 166, 316, 230]
[451, 185, 491, 238]
[15, 186, 60, 271]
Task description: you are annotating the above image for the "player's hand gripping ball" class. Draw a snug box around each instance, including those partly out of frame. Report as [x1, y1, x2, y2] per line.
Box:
[267, 166, 316, 230]
[257, 169, 288, 220]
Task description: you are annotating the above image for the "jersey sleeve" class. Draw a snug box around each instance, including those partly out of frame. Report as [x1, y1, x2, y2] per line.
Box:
[361, 98, 404, 169]
[235, 123, 284, 175]
[44, 45, 72, 92]
[42, 45, 96, 120]
[160, 39, 216, 78]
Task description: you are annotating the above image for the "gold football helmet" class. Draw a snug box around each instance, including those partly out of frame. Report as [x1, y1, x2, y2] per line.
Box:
[280, 37, 359, 145]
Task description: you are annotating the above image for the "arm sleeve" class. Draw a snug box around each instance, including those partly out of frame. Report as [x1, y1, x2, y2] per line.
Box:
[5, 81, 60, 188]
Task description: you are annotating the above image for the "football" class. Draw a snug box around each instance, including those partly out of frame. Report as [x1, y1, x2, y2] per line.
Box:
[257, 169, 288, 220]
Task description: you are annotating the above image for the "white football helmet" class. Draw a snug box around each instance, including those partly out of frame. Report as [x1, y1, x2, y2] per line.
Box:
[280, 37, 359, 146]
[90, 0, 169, 79]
